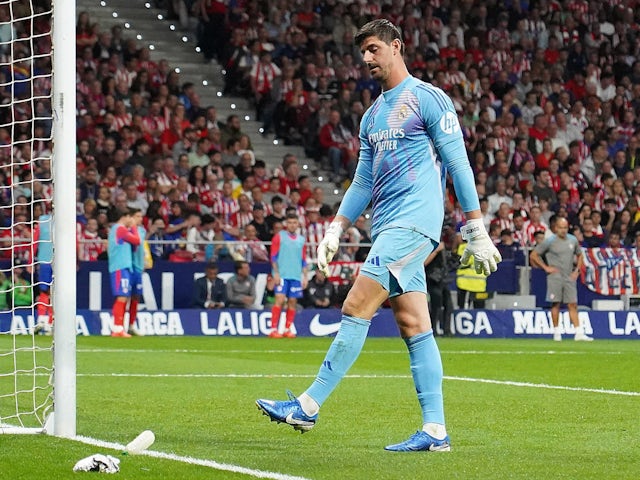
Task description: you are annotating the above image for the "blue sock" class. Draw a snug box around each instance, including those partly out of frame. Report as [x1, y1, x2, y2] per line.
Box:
[305, 315, 370, 406]
[405, 330, 445, 425]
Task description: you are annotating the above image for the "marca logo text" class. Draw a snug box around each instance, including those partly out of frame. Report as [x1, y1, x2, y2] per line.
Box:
[513, 311, 594, 335]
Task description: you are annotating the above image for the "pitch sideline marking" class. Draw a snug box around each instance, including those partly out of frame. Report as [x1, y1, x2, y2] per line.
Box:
[70, 372, 640, 397]
[443, 376, 640, 396]
[72, 435, 311, 480]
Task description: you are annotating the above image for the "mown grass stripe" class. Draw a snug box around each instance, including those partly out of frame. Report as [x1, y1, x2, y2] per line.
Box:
[68, 372, 640, 397]
[76, 348, 626, 355]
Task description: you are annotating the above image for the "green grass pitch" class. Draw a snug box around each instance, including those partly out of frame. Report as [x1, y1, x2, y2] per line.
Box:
[1, 336, 639, 479]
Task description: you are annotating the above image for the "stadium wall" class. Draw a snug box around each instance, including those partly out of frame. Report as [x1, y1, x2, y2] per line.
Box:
[73, 260, 525, 311]
[71, 260, 615, 311]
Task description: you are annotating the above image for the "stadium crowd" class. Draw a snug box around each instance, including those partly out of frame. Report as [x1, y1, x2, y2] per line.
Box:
[3, 0, 640, 299]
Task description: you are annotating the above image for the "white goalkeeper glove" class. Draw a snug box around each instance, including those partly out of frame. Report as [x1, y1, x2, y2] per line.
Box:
[460, 219, 502, 276]
[317, 222, 343, 276]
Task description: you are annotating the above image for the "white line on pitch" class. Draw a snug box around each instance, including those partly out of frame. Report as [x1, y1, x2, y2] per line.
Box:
[72, 435, 311, 480]
[70, 372, 640, 397]
[444, 376, 640, 396]
[76, 348, 626, 355]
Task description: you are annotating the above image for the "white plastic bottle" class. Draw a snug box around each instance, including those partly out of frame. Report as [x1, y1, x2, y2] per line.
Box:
[125, 430, 155, 454]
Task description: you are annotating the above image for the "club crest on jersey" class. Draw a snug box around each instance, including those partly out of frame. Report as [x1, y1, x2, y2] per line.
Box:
[398, 104, 409, 119]
[439, 111, 460, 135]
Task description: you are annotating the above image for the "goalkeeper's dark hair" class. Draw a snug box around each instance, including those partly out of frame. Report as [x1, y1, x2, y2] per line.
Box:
[355, 19, 404, 56]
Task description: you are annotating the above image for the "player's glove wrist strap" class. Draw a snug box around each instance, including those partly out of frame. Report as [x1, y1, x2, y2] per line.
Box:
[327, 222, 343, 238]
[460, 219, 486, 241]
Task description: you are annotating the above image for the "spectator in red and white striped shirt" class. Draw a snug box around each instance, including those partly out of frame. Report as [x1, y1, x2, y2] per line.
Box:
[303, 202, 329, 262]
[443, 58, 466, 91]
[228, 194, 254, 232]
[136, 46, 157, 77]
[511, 46, 531, 79]
[78, 217, 106, 261]
[491, 202, 515, 233]
[212, 181, 239, 224]
[156, 157, 179, 195]
[278, 155, 300, 196]
[523, 205, 549, 246]
[617, 109, 636, 145]
[567, 0, 589, 22]
[114, 58, 137, 89]
[187, 165, 209, 196]
[142, 100, 169, 147]
[199, 174, 221, 209]
[285, 191, 306, 230]
[594, 172, 615, 210]
[511, 210, 528, 248]
[111, 99, 132, 132]
[488, 13, 511, 47]
[560, 17, 581, 46]
[490, 43, 511, 73]
[609, 178, 629, 212]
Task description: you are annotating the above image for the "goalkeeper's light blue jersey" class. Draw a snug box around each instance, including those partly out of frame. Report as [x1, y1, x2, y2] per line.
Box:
[338, 75, 479, 241]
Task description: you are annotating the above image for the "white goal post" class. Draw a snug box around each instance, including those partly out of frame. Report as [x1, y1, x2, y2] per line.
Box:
[51, 0, 77, 438]
[0, 0, 76, 437]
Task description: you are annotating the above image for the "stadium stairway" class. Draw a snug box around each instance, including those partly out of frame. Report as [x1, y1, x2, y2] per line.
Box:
[76, 0, 344, 205]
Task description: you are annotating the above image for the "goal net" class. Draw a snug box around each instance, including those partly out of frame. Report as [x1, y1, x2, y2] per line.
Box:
[0, 0, 76, 436]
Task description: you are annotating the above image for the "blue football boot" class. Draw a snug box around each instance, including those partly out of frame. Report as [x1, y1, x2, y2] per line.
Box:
[256, 390, 318, 433]
[385, 431, 451, 452]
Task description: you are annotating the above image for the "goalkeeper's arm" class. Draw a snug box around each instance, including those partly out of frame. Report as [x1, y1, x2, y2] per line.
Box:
[317, 164, 372, 276]
[443, 147, 502, 276]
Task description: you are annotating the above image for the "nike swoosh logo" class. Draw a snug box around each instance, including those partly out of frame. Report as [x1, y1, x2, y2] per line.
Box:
[308, 314, 341, 336]
[285, 412, 313, 425]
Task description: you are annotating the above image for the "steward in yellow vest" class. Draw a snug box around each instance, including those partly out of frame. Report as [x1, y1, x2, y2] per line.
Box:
[456, 242, 488, 308]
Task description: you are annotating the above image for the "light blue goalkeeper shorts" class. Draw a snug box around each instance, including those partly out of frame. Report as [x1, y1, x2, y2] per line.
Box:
[359, 227, 438, 297]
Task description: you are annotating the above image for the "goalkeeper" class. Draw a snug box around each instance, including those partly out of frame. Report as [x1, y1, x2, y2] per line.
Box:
[256, 19, 501, 452]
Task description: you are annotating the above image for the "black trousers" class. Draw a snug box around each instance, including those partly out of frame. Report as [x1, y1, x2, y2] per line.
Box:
[200, 14, 225, 61]
[456, 289, 486, 309]
[429, 282, 453, 335]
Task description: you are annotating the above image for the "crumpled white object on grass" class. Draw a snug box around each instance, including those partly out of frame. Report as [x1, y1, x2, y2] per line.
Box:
[73, 453, 121, 473]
